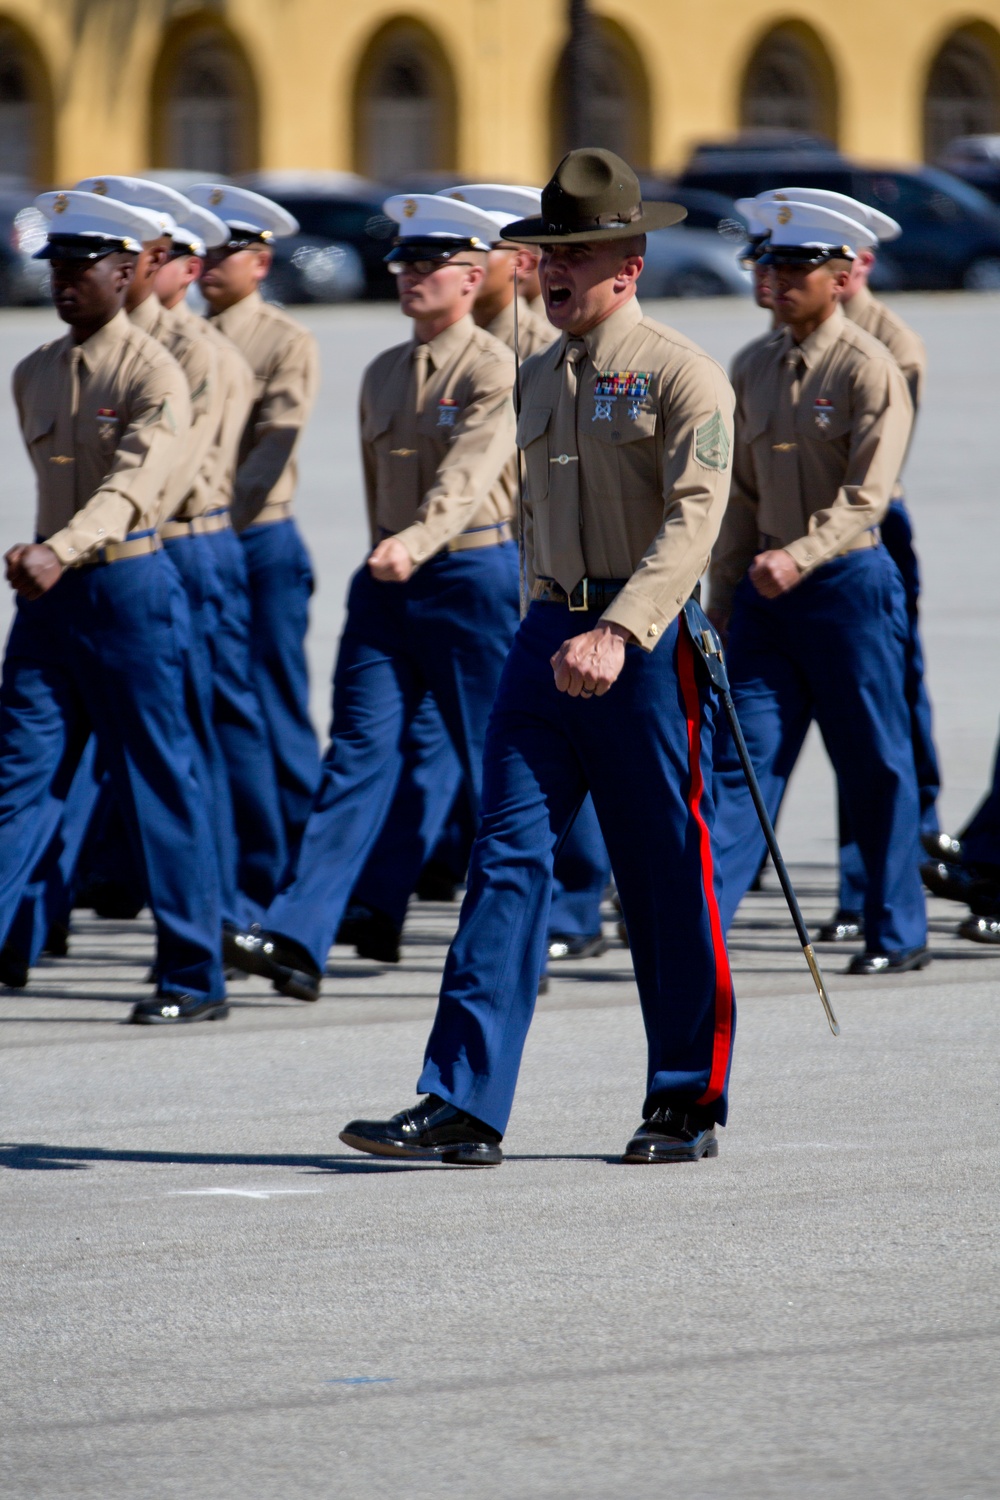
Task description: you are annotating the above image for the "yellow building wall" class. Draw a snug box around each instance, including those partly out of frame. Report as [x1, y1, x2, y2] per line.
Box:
[2, 0, 1000, 184]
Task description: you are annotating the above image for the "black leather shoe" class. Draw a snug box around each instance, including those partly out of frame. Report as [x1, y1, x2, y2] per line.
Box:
[920, 860, 1000, 910]
[414, 861, 459, 903]
[340, 1094, 503, 1165]
[223, 925, 321, 1001]
[79, 880, 145, 920]
[622, 1106, 719, 1163]
[129, 993, 230, 1024]
[921, 830, 964, 865]
[548, 931, 608, 961]
[817, 909, 864, 943]
[847, 946, 931, 975]
[43, 921, 70, 958]
[337, 906, 400, 964]
[957, 915, 1000, 945]
[0, 944, 29, 989]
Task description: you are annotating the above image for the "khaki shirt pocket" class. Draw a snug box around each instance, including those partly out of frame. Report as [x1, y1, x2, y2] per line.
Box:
[516, 405, 552, 502]
[796, 398, 851, 444]
[586, 401, 657, 447]
[25, 409, 56, 449]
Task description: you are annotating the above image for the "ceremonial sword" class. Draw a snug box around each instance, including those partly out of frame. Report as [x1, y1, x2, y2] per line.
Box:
[682, 596, 841, 1037]
[512, 272, 529, 619]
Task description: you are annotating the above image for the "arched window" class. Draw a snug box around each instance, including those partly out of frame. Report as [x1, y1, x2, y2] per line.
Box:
[0, 21, 50, 184]
[551, 20, 651, 166]
[353, 22, 456, 182]
[153, 26, 258, 175]
[741, 25, 838, 141]
[924, 28, 1000, 161]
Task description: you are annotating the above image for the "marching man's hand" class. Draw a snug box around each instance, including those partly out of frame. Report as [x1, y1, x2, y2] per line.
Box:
[368, 536, 414, 583]
[749, 548, 801, 599]
[5, 543, 63, 600]
[551, 621, 635, 698]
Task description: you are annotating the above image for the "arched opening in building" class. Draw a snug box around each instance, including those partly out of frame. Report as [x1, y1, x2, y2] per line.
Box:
[740, 22, 838, 143]
[0, 19, 52, 185]
[924, 25, 1000, 161]
[352, 20, 457, 183]
[550, 19, 652, 167]
[151, 21, 259, 175]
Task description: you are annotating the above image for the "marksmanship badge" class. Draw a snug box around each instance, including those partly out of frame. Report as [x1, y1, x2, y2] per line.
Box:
[437, 397, 459, 429]
[814, 396, 834, 432]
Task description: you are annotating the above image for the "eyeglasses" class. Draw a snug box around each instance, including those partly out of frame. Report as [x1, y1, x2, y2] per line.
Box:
[388, 259, 479, 277]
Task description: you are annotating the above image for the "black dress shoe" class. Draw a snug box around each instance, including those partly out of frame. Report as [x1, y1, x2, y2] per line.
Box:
[622, 1106, 719, 1163]
[129, 993, 230, 1024]
[548, 931, 608, 961]
[80, 880, 145, 920]
[957, 915, 1000, 945]
[340, 1094, 503, 1165]
[817, 908, 864, 943]
[223, 925, 321, 1001]
[43, 921, 70, 958]
[847, 946, 931, 975]
[414, 861, 460, 903]
[920, 860, 1000, 910]
[921, 830, 964, 865]
[337, 906, 400, 964]
[0, 945, 29, 989]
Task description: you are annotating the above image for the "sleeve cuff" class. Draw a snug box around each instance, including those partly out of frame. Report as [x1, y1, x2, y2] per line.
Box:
[782, 536, 825, 577]
[600, 592, 674, 653]
[46, 530, 93, 567]
[393, 523, 438, 570]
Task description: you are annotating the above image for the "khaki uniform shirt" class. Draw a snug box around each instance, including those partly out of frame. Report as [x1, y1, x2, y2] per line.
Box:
[359, 313, 516, 567]
[12, 309, 191, 567]
[210, 289, 320, 531]
[129, 293, 218, 523]
[173, 299, 255, 516]
[709, 304, 913, 616]
[484, 297, 557, 360]
[517, 296, 734, 651]
[843, 285, 925, 411]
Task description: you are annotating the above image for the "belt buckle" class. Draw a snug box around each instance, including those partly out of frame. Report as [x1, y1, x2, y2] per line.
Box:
[568, 577, 589, 612]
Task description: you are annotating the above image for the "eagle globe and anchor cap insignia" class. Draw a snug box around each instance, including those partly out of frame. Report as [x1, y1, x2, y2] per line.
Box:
[694, 410, 731, 472]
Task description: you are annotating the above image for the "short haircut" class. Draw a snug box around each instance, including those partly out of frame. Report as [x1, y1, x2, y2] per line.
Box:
[617, 233, 647, 259]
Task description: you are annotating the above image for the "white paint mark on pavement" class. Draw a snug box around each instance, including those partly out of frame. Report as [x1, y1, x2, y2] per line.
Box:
[169, 1188, 323, 1200]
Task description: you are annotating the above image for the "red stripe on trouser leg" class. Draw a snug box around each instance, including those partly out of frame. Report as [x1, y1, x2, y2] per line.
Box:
[677, 628, 733, 1107]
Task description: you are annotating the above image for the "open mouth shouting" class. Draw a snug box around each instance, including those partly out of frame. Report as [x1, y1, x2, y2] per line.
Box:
[547, 284, 572, 308]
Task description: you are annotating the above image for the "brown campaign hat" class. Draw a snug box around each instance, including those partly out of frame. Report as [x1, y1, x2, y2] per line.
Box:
[499, 148, 686, 245]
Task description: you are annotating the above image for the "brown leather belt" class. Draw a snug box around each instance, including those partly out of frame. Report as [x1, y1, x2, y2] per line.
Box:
[534, 577, 628, 611]
[447, 521, 513, 553]
[251, 500, 293, 526]
[757, 529, 880, 557]
[161, 511, 232, 539]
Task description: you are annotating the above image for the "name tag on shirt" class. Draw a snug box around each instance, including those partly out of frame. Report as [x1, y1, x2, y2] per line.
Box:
[593, 371, 651, 422]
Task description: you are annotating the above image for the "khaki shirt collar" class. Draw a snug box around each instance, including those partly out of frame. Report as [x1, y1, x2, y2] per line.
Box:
[212, 288, 263, 339]
[555, 294, 644, 369]
[782, 302, 845, 370]
[128, 292, 163, 337]
[841, 286, 874, 323]
[71, 307, 131, 374]
[416, 313, 475, 371]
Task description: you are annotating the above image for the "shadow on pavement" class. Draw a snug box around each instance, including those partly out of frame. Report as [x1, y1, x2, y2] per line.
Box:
[0, 1143, 620, 1172]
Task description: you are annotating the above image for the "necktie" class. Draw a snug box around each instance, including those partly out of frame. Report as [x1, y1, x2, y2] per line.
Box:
[549, 339, 587, 595]
[411, 342, 430, 416]
[773, 344, 806, 540]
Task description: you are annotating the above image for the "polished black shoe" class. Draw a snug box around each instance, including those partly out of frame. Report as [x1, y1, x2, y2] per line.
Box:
[957, 915, 1000, 945]
[817, 908, 864, 943]
[223, 924, 321, 1001]
[129, 993, 230, 1024]
[921, 830, 964, 865]
[340, 1094, 503, 1165]
[79, 880, 145, 920]
[920, 860, 1000, 910]
[43, 921, 70, 958]
[337, 906, 400, 964]
[0, 944, 29, 989]
[622, 1106, 719, 1163]
[414, 861, 460, 903]
[548, 931, 608, 961]
[847, 946, 931, 975]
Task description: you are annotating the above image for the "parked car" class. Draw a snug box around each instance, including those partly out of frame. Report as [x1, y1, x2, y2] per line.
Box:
[678, 150, 1000, 290]
[936, 134, 1000, 205]
[0, 190, 51, 305]
[638, 184, 751, 297]
[237, 172, 395, 300]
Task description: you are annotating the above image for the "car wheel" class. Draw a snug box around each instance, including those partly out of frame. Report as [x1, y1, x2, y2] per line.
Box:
[667, 268, 729, 299]
[963, 257, 1000, 290]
